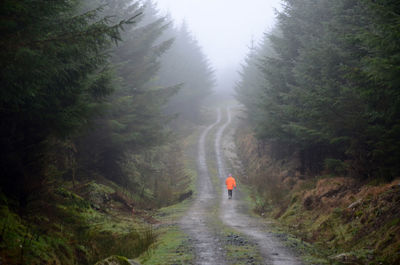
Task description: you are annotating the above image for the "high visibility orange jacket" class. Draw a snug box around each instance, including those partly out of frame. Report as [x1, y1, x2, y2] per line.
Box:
[225, 176, 236, 190]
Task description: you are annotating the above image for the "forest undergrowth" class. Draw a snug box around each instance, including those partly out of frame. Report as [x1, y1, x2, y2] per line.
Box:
[233, 1, 400, 263]
[0, 132, 197, 265]
[137, 122, 202, 265]
[0, 117, 199, 265]
[0, 179, 156, 265]
[235, 122, 400, 265]
[0, 0, 215, 264]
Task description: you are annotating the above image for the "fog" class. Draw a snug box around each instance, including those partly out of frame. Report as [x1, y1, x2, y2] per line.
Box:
[154, 0, 282, 94]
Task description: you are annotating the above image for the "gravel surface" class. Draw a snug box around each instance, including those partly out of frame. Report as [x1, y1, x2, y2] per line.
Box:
[180, 107, 304, 265]
[179, 109, 226, 265]
[217, 108, 304, 265]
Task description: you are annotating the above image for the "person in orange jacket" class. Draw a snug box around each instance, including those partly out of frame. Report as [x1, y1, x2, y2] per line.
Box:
[225, 173, 236, 199]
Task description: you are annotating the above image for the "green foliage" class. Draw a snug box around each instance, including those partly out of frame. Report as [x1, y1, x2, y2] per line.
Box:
[236, 0, 400, 179]
[0, 0, 205, 264]
[324, 159, 348, 176]
[0, 0, 128, 204]
[155, 22, 215, 123]
[75, 1, 180, 188]
[0, 0, 202, 211]
[88, 226, 155, 263]
[0, 183, 156, 265]
[0, 197, 76, 264]
[94, 255, 132, 265]
[235, 37, 271, 127]
[118, 143, 189, 208]
[139, 226, 194, 265]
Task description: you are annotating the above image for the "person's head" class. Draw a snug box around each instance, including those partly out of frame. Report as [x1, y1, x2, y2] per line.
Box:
[229, 174, 232, 177]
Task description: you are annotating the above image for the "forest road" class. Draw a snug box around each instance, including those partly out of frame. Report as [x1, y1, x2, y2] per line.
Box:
[179, 108, 227, 265]
[216, 108, 304, 265]
[181, 107, 303, 265]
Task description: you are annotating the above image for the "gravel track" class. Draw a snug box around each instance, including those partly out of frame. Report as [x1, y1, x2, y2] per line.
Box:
[181, 107, 303, 265]
[179, 109, 226, 265]
[217, 108, 304, 265]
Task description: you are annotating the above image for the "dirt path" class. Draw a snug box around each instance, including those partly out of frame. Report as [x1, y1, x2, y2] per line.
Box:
[179, 108, 226, 265]
[181, 107, 303, 265]
[217, 108, 303, 265]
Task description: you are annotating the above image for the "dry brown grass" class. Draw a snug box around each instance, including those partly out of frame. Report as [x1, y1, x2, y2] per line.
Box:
[234, 119, 400, 263]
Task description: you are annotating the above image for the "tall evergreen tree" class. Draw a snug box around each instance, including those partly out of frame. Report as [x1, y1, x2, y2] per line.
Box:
[156, 22, 215, 123]
[237, 0, 400, 179]
[235, 35, 276, 131]
[0, 0, 129, 204]
[76, 0, 178, 189]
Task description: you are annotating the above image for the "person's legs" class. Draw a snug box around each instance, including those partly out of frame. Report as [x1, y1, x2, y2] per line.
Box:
[228, 189, 232, 199]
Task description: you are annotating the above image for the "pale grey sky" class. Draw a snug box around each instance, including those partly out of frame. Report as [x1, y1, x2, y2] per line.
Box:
[153, 0, 282, 92]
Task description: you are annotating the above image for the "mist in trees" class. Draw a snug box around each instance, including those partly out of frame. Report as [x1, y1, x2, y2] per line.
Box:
[0, 0, 214, 208]
[156, 21, 215, 123]
[2, 0, 398, 214]
[236, 0, 400, 180]
[0, 0, 128, 205]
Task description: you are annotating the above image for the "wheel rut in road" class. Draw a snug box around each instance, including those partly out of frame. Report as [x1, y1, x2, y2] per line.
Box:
[179, 109, 226, 265]
[181, 107, 303, 265]
[216, 108, 304, 265]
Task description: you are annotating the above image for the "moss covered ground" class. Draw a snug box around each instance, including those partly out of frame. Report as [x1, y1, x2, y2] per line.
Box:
[0, 179, 159, 265]
[135, 127, 202, 264]
[139, 225, 194, 265]
[0, 114, 205, 265]
[235, 121, 400, 265]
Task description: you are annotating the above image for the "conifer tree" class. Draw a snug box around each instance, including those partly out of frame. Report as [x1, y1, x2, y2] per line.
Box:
[76, 0, 179, 189]
[237, 0, 400, 179]
[156, 22, 215, 123]
[235, 34, 275, 132]
[0, 0, 129, 204]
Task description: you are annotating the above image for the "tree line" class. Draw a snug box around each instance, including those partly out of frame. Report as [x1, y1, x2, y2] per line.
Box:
[0, 0, 214, 208]
[236, 0, 400, 180]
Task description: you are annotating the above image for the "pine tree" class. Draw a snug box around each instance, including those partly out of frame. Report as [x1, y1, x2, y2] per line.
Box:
[76, 0, 178, 189]
[0, 0, 129, 204]
[237, 0, 400, 179]
[235, 35, 273, 129]
[156, 21, 215, 123]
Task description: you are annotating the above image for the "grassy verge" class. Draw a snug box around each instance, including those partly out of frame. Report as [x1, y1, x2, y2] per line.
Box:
[135, 126, 202, 264]
[0, 182, 156, 265]
[0, 123, 202, 265]
[234, 118, 400, 265]
[139, 225, 194, 265]
[217, 223, 263, 265]
[203, 106, 263, 265]
[220, 108, 332, 264]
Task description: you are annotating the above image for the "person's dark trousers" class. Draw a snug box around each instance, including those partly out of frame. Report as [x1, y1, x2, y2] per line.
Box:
[228, 189, 233, 199]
